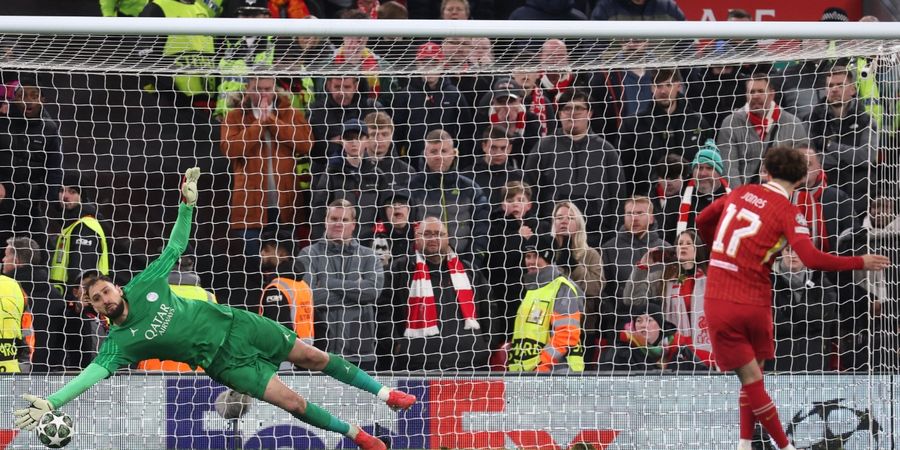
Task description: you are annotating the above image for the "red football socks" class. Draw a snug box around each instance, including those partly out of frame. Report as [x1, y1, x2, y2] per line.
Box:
[739, 389, 756, 440]
[743, 379, 790, 449]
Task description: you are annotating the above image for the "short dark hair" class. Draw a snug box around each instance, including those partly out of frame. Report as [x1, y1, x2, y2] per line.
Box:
[763, 146, 808, 183]
[83, 274, 116, 296]
[377, 1, 408, 19]
[503, 181, 533, 201]
[556, 89, 591, 110]
[828, 65, 856, 83]
[5, 237, 41, 266]
[340, 9, 368, 19]
[653, 68, 682, 84]
[655, 153, 687, 180]
[747, 72, 772, 90]
[482, 125, 511, 142]
[728, 8, 751, 20]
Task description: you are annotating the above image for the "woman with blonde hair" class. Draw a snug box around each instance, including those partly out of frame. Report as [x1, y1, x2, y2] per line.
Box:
[551, 202, 604, 346]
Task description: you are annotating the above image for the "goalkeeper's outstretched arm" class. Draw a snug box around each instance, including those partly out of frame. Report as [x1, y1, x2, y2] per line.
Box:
[13, 168, 202, 431]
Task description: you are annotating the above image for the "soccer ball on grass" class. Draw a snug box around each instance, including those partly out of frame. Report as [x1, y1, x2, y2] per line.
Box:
[36, 410, 74, 448]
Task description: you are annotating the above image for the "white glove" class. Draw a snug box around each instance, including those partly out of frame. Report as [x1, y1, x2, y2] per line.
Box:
[13, 394, 54, 431]
[181, 167, 201, 206]
[464, 318, 481, 331]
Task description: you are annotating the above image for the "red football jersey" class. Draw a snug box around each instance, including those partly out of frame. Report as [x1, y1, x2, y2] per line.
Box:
[698, 182, 862, 306]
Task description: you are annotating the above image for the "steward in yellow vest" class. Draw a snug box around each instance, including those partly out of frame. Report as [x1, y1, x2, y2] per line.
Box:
[49, 183, 111, 302]
[215, 0, 276, 118]
[258, 234, 312, 370]
[139, 0, 217, 102]
[509, 236, 585, 373]
[0, 274, 31, 373]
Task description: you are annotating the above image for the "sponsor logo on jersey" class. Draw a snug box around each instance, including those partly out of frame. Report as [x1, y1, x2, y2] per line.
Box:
[131, 328, 138, 336]
[795, 213, 808, 226]
[146, 292, 159, 302]
[145, 304, 175, 340]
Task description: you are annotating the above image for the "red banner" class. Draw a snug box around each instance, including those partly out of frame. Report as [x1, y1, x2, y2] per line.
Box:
[677, 0, 863, 22]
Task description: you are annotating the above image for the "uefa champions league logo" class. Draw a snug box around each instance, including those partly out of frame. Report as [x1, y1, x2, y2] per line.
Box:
[784, 398, 881, 450]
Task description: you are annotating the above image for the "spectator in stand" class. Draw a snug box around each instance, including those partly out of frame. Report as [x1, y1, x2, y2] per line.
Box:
[307, 74, 381, 165]
[99, 0, 149, 16]
[279, 17, 336, 71]
[717, 73, 810, 187]
[525, 89, 624, 247]
[487, 182, 551, 343]
[469, 125, 525, 211]
[308, 119, 388, 242]
[2, 237, 59, 373]
[440, 0, 470, 19]
[810, 65, 878, 213]
[650, 154, 688, 236]
[591, 0, 685, 21]
[473, 78, 542, 168]
[388, 42, 473, 170]
[770, 246, 839, 372]
[508, 235, 585, 373]
[221, 76, 312, 306]
[391, 216, 491, 371]
[367, 191, 415, 269]
[598, 302, 708, 372]
[535, 39, 616, 137]
[619, 68, 714, 196]
[371, 2, 411, 66]
[258, 231, 312, 371]
[601, 196, 666, 302]
[508, 0, 588, 20]
[791, 147, 856, 253]
[333, 9, 382, 94]
[214, 1, 276, 120]
[511, 68, 556, 137]
[370, 191, 415, 370]
[0, 73, 63, 248]
[409, 129, 490, 268]
[440, 37, 495, 111]
[773, 57, 831, 122]
[602, 39, 656, 135]
[298, 199, 384, 371]
[362, 111, 414, 189]
[836, 194, 900, 370]
[623, 230, 714, 367]
[662, 140, 730, 245]
[550, 201, 604, 355]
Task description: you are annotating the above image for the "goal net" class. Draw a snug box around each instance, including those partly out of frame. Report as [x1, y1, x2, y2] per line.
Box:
[1, 19, 899, 449]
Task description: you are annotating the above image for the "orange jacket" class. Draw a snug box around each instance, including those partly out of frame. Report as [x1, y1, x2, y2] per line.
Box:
[221, 94, 313, 230]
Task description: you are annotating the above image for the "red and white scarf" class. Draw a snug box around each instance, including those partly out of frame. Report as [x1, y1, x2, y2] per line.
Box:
[405, 251, 475, 338]
[528, 87, 549, 136]
[677, 178, 731, 237]
[745, 101, 781, 141]
[489, 104, 527, 135]
[792, 172, 829, 251]
[540, 72, 574, 101]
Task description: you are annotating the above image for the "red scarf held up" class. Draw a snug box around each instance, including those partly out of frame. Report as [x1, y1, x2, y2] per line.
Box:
[677, 178, 731, 237]
[405, 251, 475, 337]
[793, 172, 829, 252]
[529, 87, 549, 136]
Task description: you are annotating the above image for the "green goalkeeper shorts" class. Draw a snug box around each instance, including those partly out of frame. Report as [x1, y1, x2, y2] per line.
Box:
[204, 308, 298, 399]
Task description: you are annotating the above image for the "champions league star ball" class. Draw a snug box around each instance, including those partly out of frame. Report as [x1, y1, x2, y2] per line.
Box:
[785, 398, 880, 449]
[36, 410, 74, 448]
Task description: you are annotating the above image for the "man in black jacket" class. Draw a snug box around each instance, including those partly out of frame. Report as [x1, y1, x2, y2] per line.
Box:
[0, 73, 63, 248]
[619, 68, 714, 197]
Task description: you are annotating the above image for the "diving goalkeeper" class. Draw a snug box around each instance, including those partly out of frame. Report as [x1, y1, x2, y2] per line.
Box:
[14, 168, 412, 450]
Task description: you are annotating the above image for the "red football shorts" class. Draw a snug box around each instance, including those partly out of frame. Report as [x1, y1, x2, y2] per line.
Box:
[705, 298, 774, 371]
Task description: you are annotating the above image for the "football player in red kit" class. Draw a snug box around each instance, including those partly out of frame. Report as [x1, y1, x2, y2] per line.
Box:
[696, 146, 890, 450]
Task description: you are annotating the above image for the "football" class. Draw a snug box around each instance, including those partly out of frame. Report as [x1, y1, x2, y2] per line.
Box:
[36, 410, 74, 448]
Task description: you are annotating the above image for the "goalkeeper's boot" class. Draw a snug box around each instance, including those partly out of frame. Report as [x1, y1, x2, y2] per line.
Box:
[386, 389, 416, 411]
[353, 429, 387, 450]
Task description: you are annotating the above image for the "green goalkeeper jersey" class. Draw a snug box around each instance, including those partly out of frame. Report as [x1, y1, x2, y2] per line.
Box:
[92, 203, 233, 373]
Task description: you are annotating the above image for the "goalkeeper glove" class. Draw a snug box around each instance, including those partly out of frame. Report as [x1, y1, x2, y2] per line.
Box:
[13, 394, 54, 431]
[181, 167, 201, 206]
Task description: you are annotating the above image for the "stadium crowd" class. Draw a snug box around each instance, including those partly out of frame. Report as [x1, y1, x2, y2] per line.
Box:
[0, 0, 897, 376]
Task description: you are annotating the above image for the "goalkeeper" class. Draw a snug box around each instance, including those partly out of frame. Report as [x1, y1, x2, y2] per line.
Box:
[14, 168, 413, 450]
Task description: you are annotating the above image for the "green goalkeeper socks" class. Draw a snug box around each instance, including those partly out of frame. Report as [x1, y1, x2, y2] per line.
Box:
[291, 401, 351, 436]
[322, 353, 384, 396]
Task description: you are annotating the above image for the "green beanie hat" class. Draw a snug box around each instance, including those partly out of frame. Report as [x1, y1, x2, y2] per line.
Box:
[692, 139, 724, 175]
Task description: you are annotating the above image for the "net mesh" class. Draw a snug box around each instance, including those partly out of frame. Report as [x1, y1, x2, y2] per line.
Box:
[1, 28, 899, 449]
